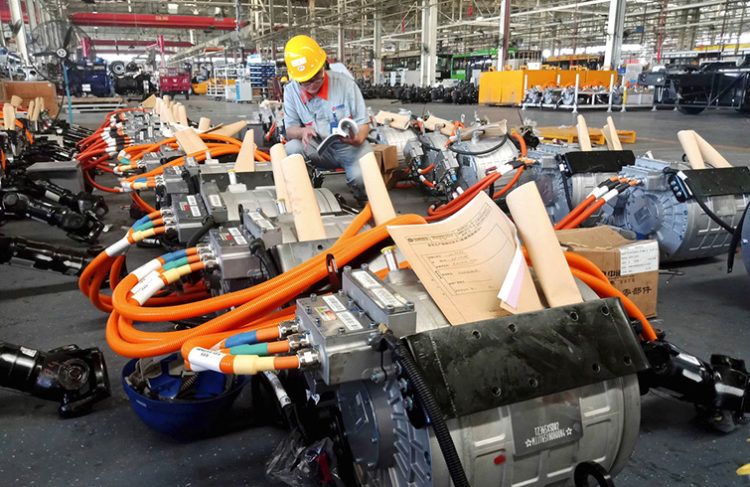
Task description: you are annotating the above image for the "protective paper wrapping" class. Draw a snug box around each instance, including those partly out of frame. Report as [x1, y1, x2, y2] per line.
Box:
[208, 120, 248, 138]
[374, 110, 410, 130]
[3, 103, 15, 130]
[693, 132, 732, 168]
[27, 100, 36, 122]
[269, 144, 290, 207]
[360, 152, 396, 226]
[174, 128, 208, 154]
[576, 115, 592, 151]
[235, 129, 256, 172]
[678, 130, 705, 169]
[506, 182, 583, 307]
[140, 94, 157, 109]
[176, 104, 189, 126]
[281, 154, 327, 241]
[10, 95, 22, 108]
[460, 121, 507, 141]
[198, 117, 211, 131]
[603, 116, 622, 150]
[424, 115, 455, 136]
[388, 192, 542, 326]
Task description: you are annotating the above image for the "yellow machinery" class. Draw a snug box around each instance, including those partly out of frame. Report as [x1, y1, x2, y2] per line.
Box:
[479, 69, 618, 106]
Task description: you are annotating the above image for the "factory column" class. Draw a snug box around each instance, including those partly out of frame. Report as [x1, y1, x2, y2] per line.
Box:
[603, 0, 626, 69]
[496, 0, 510, 70]
[419, 0, 437, 87]
[9, 0, 30, 65]
[373, 9, 382, 84]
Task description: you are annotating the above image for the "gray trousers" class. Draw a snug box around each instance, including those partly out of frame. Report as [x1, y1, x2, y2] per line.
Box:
[285, 138, 372, 200]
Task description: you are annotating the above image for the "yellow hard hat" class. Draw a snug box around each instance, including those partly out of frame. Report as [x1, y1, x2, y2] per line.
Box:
[284, 35, 326, 82]
[280, 76, 289, 83]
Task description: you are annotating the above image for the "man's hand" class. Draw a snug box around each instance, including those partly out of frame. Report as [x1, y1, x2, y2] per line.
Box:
[300, 126, 318, 147]
[341, 123, 370, 146]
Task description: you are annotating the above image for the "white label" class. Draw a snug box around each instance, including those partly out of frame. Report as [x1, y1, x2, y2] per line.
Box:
[351, 270, 380, 289]
[209, 194, 223, 208]
[19, 346, 38, 358]
[619, 241, 659, 276]
[44, 190, 61, 202]
[82, 84, 91, 92]
[188, 347, 225, 372]
[322, 295, 346, 312]
[290, 56, 307, 68]
[371, 286, 404, 308]
[186, 195, 198, 206]
[228, 227, 248, 245]
[337, 311, 363, 331]
[249, 211, 275, 230]
[189, 205, 201, 218]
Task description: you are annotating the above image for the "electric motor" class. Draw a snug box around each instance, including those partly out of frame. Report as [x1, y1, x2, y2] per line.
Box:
[451, 136, 522, 189]
[531, 146, 634, 225]
[293, 265, 648, 487]
[606, 158, 750, 262]
[373, 125, 419, 165]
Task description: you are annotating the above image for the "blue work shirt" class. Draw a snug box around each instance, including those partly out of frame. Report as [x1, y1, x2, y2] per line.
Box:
[283, 70, 369, 137]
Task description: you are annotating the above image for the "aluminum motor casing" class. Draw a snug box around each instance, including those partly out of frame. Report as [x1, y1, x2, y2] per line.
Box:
[338, 373, 640, 487]
[374, 125, 419, 164]
[452, 137, 522, 190]
[530, 146, 619, 225]
[403, 132, 460, 196]
[324, 269, 640, 487]
[608, 157, 750, 262]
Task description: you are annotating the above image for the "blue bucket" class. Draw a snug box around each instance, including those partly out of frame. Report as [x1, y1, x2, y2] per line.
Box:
[122, 356, 247, 440]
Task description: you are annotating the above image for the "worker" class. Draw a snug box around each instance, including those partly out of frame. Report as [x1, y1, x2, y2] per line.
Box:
[282, 35, 371, 202]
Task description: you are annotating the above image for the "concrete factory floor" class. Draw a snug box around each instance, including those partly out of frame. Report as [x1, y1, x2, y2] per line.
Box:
[1, 97, 749, 486]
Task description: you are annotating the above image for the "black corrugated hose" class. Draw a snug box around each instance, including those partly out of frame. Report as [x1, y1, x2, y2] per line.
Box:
[383, 333, 471, 487]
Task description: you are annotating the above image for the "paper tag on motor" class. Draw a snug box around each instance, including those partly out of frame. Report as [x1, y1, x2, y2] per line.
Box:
[619, 241, 659, 276]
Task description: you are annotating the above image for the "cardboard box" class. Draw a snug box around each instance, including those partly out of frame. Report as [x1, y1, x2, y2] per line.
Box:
[1, 81, 59, 117]
[372, 144, 399, 186]
[556, 226, 659, 317]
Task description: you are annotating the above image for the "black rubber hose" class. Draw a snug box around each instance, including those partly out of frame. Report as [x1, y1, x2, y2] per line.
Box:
[665, 171, 735, 234]
[683, 182, 735, 234]
[389, 339, 470, 487]
[448, 134, 508, 156]
[187, 215, 216, 247]
[726, 200, 750, 273]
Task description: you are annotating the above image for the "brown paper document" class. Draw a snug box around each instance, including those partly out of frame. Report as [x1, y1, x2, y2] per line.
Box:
[506, 182, 582, 307]
[360, 152, 397, 226]
[234, 130, 256, 172]
[678, 130, 705, 169]
[576, 115, 593, 151]
[281, 154, 327, 241]
[174, 127, 209, 154]
[373, 110, 411, 130]
[269, 144, 290, 207]
[388, 192, 542, 325]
